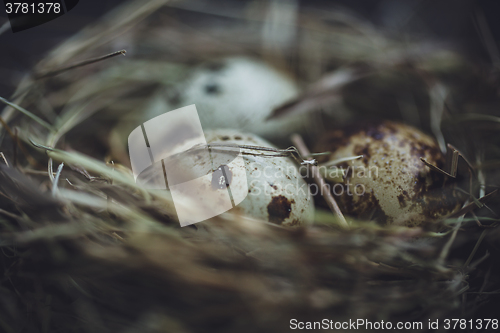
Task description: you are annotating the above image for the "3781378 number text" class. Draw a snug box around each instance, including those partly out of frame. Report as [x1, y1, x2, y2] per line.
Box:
[443, 319, 498, 330]
[5, 2, 61, 14]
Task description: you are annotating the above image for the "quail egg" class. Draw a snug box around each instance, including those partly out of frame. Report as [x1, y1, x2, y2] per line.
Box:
[144, 57, 307, 141]
[203, 129, 315, 226]
[315, 121, 463, 227]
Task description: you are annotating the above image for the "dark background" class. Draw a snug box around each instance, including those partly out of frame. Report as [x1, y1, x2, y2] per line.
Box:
[0, 0, 118, 97]
[1, 0, 500, 99]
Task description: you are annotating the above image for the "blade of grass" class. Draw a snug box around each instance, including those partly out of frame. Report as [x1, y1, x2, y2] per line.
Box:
[0, 97, 54, 132]
[52, 163, 64, 197]
[463, 229, 488, 269]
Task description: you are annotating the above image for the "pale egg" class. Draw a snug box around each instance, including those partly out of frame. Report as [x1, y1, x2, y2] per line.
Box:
[203, 129, 315, 226]
[144, 57, 307, 141]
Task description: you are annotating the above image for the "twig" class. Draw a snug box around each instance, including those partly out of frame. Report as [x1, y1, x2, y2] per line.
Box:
[463, 229, 488, 269]
[477, 152, 486, 198]
[13, 128, 18, 167]
[470, 211, 496, 228]
[205, 143, 316, 165]
[20, 168, 56, 176]
[420, 143, 476, 179]
[291, 134, 349, 229]
[0, 152, 9, 167]
[52, 162, 64, 197]
[0, 116, 38, 167]
[444, 189, 498, 219]
[438, 214, 464, 265]
[469, 251, 490, 269]
[48, 158, 55, 183]
[474, 265, 492, 307]
[34, 50, 127, 79]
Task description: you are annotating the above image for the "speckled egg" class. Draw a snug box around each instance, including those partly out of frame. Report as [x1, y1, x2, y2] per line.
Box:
[204, 129, 315, 226]
[144, 57, 307, 140]
[315, 121, 463, 227]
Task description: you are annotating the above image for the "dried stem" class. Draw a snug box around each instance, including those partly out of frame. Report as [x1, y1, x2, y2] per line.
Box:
[0, 116, 38, 167]
[439, 214, 464, 265]
[291, 134, 348, 229]
[0, 97, 54, 132]
[0, 152, 9, 166]
[52, 162, 64, 197]
[463, 229, 488, 269]
[420, 143, 476, 179]
[206, 143, 314, 165]
[34, 50, 127, 79]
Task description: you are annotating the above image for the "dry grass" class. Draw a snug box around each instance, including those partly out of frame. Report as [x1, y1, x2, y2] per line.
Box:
[1, 0, 499, 332]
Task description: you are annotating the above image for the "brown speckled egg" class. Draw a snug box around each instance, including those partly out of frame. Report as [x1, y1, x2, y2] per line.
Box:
[315, 121, 463, 227]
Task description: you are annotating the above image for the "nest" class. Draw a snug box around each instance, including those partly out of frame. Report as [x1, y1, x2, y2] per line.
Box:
[1, 1, 499, 332]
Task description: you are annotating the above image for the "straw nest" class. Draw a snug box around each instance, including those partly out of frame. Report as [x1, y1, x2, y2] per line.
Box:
[1, 1, 499, 332]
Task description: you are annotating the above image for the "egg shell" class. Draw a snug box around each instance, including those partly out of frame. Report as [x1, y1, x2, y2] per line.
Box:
[315, 121, 463, 227]
[144, 57, 307, 141]
[203, 130, 315, 226]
